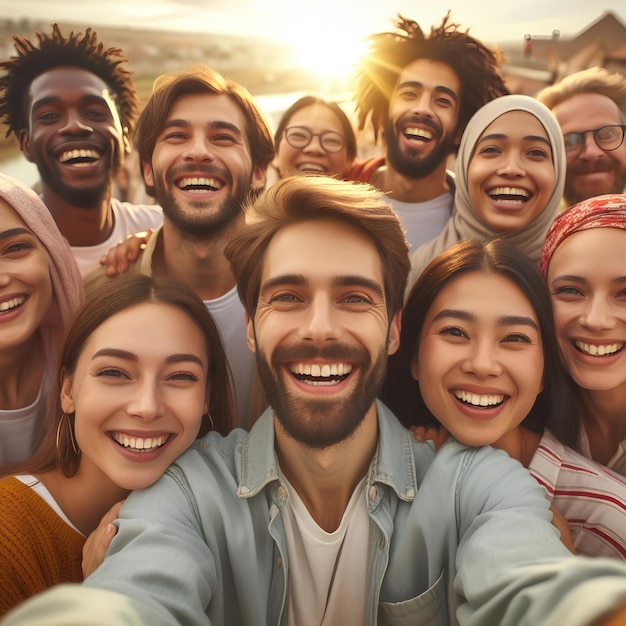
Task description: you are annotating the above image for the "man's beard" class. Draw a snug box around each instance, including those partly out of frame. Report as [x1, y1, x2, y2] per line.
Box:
[37, 159, 111, 209]
[383, 116, 457, 180]
[156, 165, 252, 238]
[256, 340, 388, 450]
[563, 158, 626, 206]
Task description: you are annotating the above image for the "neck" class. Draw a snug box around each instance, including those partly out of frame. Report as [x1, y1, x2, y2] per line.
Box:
[0, 333, 45, 409]
[38, 464, 129, 537]
[274, 404, 378, 533]
[372, 159, 451, 203]
[580, 386, 626, 465]
[41, 184, 114, 246]
[159, 218, 238, 301]
[492, 425, 543, 468]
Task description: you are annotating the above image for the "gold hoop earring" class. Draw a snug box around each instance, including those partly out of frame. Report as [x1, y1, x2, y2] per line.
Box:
[56, 412, 80, 469]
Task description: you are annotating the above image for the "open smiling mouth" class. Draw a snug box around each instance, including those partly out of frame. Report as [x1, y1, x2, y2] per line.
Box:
[177, 176, 224, 192]
[289, 362, 352, 386]
[0, 296, 26, 314]
[487, 186, 531, 206]
[110, 433, 171, 453]
[403, 127, 434, 144]
[58, 148, 101, 166]
[574, 340, 623, 357]
[454, 390, 505, 408]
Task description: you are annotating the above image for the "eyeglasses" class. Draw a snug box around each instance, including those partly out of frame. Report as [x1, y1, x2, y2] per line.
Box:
[283, 126, 346, 153]
[563, 124, 626, 156]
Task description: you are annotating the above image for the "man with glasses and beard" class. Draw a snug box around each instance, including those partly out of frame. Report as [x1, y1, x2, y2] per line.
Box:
[84, 65, 274, 428]
[351, 12, 508, 249]
[7, 176, 626, 626]
[537, 67, 626, 207]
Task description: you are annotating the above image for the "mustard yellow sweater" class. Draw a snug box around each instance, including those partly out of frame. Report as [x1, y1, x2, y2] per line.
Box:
[0, 476, 85, 616]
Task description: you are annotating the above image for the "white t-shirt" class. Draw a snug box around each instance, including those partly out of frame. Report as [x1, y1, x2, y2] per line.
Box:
[281, 475, 368, 626]
[386, 192, 453, 251]
[0, 383, 47, 466]
[204, 287, 254, 429]
[71, 199, 163, 275]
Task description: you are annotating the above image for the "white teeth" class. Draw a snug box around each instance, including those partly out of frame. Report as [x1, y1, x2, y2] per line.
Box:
[290, 362, 352, 378]
[454, 390, 504, 407]
[405, 127, 433, 141]
[298, 163, 326, 172]
[488, 186, 530, 201]
[0, 296, 25, 312]
[59, 149, 99, 163]
[575, 340, 622, 356]
[178, 177, 222, 191]
[111, 433, 168, 452]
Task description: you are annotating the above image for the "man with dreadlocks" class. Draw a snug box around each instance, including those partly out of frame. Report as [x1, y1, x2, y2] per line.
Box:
[0, 24, 163, 275]
[351, 12, 508, 250]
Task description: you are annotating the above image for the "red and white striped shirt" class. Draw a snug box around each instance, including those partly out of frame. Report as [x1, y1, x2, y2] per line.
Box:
[529, 430, 626, 559]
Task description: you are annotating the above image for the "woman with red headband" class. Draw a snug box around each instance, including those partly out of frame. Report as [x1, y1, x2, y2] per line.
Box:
[540, 194, 626, 476]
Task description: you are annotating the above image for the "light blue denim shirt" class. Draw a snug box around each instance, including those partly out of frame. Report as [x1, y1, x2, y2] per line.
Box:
[7, 401, 626, 626]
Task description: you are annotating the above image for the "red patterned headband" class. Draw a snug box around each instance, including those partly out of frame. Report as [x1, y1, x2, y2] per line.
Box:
[539, 194, 626, 277]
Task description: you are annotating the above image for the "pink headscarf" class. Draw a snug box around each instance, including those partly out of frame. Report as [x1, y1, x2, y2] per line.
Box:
[539, 194, 626, 278]
[0, 173, 83, 345]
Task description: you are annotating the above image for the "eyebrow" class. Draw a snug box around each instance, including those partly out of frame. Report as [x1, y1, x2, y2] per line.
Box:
[162, 119, 243, 136]
[477, 133, 551, 146]
[260, 274, 385, 298]
[432, 308, 538, 330]
[91, 348, 205, 367]
[551, 274, 626, 286]
[32, 94, 110, 112]
[396, 81, 459, 104]
[0, 227, 34, 241]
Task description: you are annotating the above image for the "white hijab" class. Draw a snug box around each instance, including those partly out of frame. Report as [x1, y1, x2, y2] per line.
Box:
[407, 94, 566, 291]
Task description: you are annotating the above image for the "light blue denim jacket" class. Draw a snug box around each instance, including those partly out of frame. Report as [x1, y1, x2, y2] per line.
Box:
[17, 401, 626, 626]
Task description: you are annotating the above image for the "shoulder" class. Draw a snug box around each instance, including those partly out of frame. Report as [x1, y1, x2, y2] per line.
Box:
[110, 199, 163, 233]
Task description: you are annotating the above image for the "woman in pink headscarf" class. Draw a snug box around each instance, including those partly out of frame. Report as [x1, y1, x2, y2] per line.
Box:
[0, 174, 82, 467]
[540, 194, 626, 476]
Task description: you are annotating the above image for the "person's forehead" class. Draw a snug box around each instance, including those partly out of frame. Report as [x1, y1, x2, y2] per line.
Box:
[397, 58, 459, 89]
[554, 93, 622, 128]
[167, 92, 247, 126]
[30, 66, 113, 98]
[261, 219, 384, 283]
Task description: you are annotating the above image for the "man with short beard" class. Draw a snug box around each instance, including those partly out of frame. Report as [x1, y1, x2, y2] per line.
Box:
[84, 65, 274, 428]
[8, 176, 626, 626]
[351, 12, 508, 249]
[537, 67, 626, 207]
[0, 24, 163, 275]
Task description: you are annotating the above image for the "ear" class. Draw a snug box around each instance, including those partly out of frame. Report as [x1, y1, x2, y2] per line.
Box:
[245, 312, 256, 353]
[19, 129, 34, 162]
[250, 164, 267, 192]
[387, 310, 402, 356]
[142, 159, 155, 187]
[60, 370, 75, 414]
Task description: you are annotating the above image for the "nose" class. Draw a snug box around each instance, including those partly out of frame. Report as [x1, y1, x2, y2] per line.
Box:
[126, 379, 165, 421]
[59, 110, 92, 135]
[184, 132, 214, 162]
[460, 340, 503, 378]
[579, 295, 617, 331]
[303, 134, 324, 154]
[496, 153, 525, 177]
[577, 132, 606, 160]
[297, 295, 340, 343]
[410, 92, 435, 119]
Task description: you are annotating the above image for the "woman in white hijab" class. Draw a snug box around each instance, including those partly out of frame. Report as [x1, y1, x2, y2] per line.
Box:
[407, 94, 566, 291]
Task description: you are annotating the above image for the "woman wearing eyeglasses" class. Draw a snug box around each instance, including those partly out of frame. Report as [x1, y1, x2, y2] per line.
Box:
[271, 96, 357, 180]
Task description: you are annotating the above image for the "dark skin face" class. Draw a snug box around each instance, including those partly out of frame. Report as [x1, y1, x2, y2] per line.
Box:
[19, 66, 129, 211]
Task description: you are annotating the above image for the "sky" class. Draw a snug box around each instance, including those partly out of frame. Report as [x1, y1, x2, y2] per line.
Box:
[3, 0, 626, 46]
